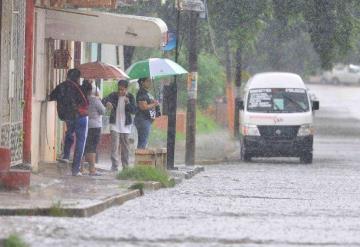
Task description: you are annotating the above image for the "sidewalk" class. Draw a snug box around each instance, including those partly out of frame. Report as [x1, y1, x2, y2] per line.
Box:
[0, 162, 203, 217]
[0, 164, 140, 217]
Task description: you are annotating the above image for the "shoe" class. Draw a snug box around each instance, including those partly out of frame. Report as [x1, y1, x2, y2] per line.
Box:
[111, 166, 118, 172]
[89, 171, 102, 176]
[72, 172, 83, 177]
[57, 158, 70, 164]
[80, 166, 86, 174]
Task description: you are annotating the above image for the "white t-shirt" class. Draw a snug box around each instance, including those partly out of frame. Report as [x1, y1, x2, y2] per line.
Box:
[110, 96, 132, 134]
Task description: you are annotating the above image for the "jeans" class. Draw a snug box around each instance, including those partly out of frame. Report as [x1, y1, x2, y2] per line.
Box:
[63, 116, 88, 175]
[134, 117, 152, 149]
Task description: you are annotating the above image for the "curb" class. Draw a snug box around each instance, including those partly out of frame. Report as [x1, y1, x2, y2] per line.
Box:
[0, 190, 141, 217]
[137, 181, 163, 190]
[143, 181, 163, 190]
[169, 165, 205, 181]
[196, 157, 240, 165]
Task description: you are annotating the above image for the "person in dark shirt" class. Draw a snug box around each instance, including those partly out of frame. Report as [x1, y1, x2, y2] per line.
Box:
[102, 80, 136, 171]
[134, 77, 160, 149]
[49, 68, 89, 176]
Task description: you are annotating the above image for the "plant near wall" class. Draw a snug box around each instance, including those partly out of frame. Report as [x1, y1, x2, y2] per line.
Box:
[117, 166, 175, 188]
[49, 201, 68, 217]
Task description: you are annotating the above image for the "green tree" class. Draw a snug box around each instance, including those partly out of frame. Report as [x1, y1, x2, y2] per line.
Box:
[271, 0, 360, 69]
[208, 0, 270, 136]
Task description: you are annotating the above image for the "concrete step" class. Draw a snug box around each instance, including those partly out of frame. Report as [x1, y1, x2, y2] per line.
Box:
[0, 147, 30, 190]
[0, 169, 31, 190]
[38, 161, 113, 177]
[0, 147, 11, 172]
[38, 161, 71, 177]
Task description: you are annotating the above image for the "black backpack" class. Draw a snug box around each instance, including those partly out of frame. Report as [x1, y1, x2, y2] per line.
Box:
[49, 82, 77, 121]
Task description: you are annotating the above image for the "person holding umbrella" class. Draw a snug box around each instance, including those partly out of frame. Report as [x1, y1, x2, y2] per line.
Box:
[134, 77, 161, 149]
[125, 58, 188, 149]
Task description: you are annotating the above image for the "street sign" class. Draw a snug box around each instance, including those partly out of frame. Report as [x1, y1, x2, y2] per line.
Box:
[162, 32, 176, 51]
[176, 0, 205, 13]
[187, 72, 198, 99]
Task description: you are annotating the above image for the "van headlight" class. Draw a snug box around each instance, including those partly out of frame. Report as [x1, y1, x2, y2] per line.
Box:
[297, 124, 314, 136]
[242, 125, 260, 136]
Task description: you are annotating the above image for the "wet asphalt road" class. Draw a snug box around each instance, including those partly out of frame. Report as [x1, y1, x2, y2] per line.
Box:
[2, 84, 360, 246]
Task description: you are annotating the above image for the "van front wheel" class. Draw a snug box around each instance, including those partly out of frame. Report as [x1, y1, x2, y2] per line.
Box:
[240, 142, 252, 162]
[300, 152, 313, 164]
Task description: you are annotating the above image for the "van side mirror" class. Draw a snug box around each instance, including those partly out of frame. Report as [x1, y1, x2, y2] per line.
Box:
[237, 99, 244, 110]
[312, 100, 319, 111]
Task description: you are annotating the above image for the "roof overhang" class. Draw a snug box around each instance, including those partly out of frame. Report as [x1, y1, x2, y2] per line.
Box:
[43, 8, 168, 48]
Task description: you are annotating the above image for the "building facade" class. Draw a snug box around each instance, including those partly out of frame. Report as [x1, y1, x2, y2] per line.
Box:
[1, 0, 168, 170]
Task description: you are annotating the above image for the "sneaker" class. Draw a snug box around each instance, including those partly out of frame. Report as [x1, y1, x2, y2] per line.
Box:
[57, 158, 70, 164]
[89, 171, 102, 176]
[72, 172, 83, 177]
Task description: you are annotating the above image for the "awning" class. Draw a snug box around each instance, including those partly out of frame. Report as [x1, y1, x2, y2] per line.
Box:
[43, 8, 168, 48]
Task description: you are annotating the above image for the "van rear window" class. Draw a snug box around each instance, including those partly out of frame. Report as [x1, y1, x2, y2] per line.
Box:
[247, 88, 309, 113]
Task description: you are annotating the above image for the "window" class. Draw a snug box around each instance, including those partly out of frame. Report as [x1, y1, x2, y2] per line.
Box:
[247, 88, 310, 113]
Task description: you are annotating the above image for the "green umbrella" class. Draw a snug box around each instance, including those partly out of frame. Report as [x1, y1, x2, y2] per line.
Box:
[126, 58, 188, 79]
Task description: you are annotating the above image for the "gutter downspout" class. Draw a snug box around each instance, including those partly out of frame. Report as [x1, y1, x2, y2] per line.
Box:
[23, 0, 34, 164]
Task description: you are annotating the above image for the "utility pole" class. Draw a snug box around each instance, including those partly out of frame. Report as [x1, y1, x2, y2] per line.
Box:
[225, 39, 234, 133]
[95, 43, 102, 163]
[185, 11, 198, 166]
[234, 47, 242, 138]
[166, 2, 181, 170]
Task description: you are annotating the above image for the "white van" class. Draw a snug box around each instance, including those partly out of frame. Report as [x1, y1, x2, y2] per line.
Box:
[238, 72, 319, 164]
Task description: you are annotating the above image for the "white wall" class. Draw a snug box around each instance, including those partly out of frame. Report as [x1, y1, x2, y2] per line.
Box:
[101, 44, 117, 65]
[32, 8, 57, 171]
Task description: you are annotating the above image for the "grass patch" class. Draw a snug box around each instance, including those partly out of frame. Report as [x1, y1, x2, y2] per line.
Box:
[117, 166, 175, 188]
[48, 201, 67, 217]
[196, 111, 220, 134]
[128, 182, 145, 195]
[4, 234, 28, 247]
[175, 132, 185, 141]
[148, 111, 218, 146]
[148, 127, 185, 146]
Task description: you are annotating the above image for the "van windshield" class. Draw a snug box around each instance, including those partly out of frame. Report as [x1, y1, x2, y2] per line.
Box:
[247, 88, 310, 113]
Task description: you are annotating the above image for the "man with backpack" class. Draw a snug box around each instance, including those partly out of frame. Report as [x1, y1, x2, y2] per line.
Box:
[49, 68, 89, 176]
